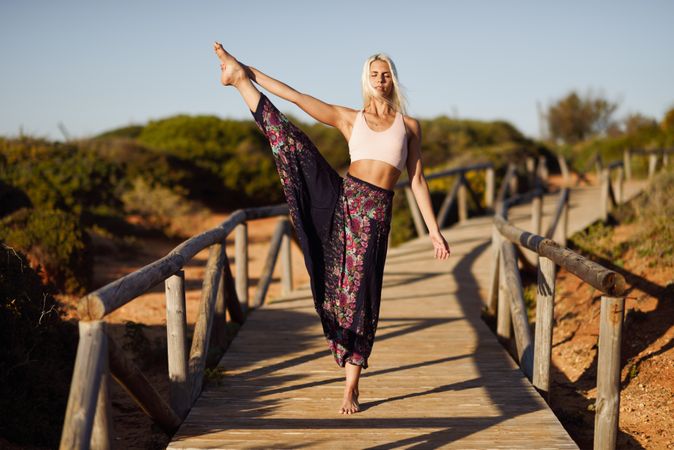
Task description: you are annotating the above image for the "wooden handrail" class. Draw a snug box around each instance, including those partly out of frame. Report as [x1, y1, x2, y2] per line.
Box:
[485, 148, 669, 450]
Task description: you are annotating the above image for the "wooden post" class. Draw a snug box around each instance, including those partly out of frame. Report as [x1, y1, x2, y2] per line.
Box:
[60, 321, 106, 450]
[165, 271, 189, 419]
[486, 226, 501, 315]
[497, 251, 512, 341]
[458, 177, 468, 223]
[189, 243, 226, 402]
[615, 166, 624, 204]
[91, 332, 112, 450]
[601, 168, 610, 222]
[533, 256, 556, 398]
[663, 150, 670, 168]
[594, 296, 625, 450]
[107, 337, 181, 433]
[538, 155, 549, 184]
[485, 166, 495, 209]
[235, 222, 249, 313]
[280, 218, 293, 296]
[557, 155, 570, 185]
[526, 157, 536, 187]
[623, 149, 632, 181]
[437, 177, 461, 228]
[508, 171, 519, 197]
[212, 269, 227, 349]
[648, 153, 657, 180]
[252, 218, 286, 307]
[531, 191, 542, 235]
[559, 198, 569, 248]
[405, 186, 426, 236]
[501, 241, 534, 379]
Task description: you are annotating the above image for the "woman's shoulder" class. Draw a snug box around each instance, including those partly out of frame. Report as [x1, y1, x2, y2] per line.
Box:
[402, 115, 421, 136]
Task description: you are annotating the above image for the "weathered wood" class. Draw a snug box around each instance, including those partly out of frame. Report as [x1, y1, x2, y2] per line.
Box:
[78, 206, 290, 320]
[189, 243, 226, 402]
[500, 241, 534, 380]
[648, 153, 657, 180]
[212, 267, 228, 349]
[437, 176, 462, 228]
[458, 179, 468, 223]
[405, 186, 426, 236]
[558, 199, 569, 248]
[496, 252, 512, 341]
[107, 335, 181, 433]
[494, 216, 626, 296]
[623, 149, 632, 180]
[544, 189, 570, 240]
[235, 222, 249, 313]
[393, 161, 493, 189]
[615, 166, 624, 204]
[165, 271, 189, 419]
[557, 154, 570, 184]
[533, 256, 555, 398]
[464, 178, 485, 215]
[594, 296, 625, 450]
[223, 253, 245, 325]
[600, 168, 610, 222]
[531, 192, 542, 235]
[485, 166, 495, 209]
[252, 218, 287, 307]
[525, 157, 536, 187]
[91, 328, 112, 450]
[496, 163, 517, 206]
[486, 225, 501, 315]
[281, 219, 293, 295]
[60, 321, 106, 450]
[538, 155, 549, 184]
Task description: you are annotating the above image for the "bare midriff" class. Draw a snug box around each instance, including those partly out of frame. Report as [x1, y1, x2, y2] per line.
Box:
[347, 159, 402, 191]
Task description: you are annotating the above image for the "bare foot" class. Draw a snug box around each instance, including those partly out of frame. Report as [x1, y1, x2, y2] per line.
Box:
[339, 387, 360, 415]
[213, 42, 246, 87]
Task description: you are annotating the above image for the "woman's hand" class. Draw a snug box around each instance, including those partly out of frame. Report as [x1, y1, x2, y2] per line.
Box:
[429, 230, 451, 260]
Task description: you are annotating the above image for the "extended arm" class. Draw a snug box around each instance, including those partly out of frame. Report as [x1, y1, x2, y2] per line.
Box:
[405, 119, 451, 259]
[245, 65, 353, 133]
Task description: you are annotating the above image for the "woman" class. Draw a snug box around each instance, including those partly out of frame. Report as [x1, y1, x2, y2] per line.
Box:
[214, 42, 450, 415]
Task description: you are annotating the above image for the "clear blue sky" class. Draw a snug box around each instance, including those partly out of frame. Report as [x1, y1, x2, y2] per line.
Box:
[1, 0, 673, 140]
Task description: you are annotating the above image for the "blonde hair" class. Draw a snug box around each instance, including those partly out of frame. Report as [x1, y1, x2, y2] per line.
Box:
[361, 53, 407, 115]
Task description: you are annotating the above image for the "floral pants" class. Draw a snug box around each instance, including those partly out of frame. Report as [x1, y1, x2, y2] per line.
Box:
[251, 93, 393, 369]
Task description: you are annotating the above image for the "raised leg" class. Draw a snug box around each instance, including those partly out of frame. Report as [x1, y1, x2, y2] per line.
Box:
[213, 42, 260, 113]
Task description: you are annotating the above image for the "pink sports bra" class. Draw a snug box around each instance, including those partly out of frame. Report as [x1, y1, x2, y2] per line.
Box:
[348, 110, 408, 172]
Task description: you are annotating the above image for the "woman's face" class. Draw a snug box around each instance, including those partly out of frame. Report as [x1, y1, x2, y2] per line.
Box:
[369, 59, 393, 98]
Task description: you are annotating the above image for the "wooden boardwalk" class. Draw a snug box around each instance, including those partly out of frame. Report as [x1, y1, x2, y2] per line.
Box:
[168, 182, 643, 449]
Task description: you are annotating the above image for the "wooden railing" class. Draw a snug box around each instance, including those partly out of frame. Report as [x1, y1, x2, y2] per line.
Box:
[396, 162, 495, 236]
[486, 150, 668, 449]
[60, 204, 294, 449]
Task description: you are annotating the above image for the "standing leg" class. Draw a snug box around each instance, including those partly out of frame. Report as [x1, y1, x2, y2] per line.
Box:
[340, 363, 361, 414]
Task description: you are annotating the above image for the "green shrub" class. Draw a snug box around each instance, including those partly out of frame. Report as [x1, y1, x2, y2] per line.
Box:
[121, 177, 208, 237]
[0, 137, 123, 218]
[0, 208, 91, 294]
